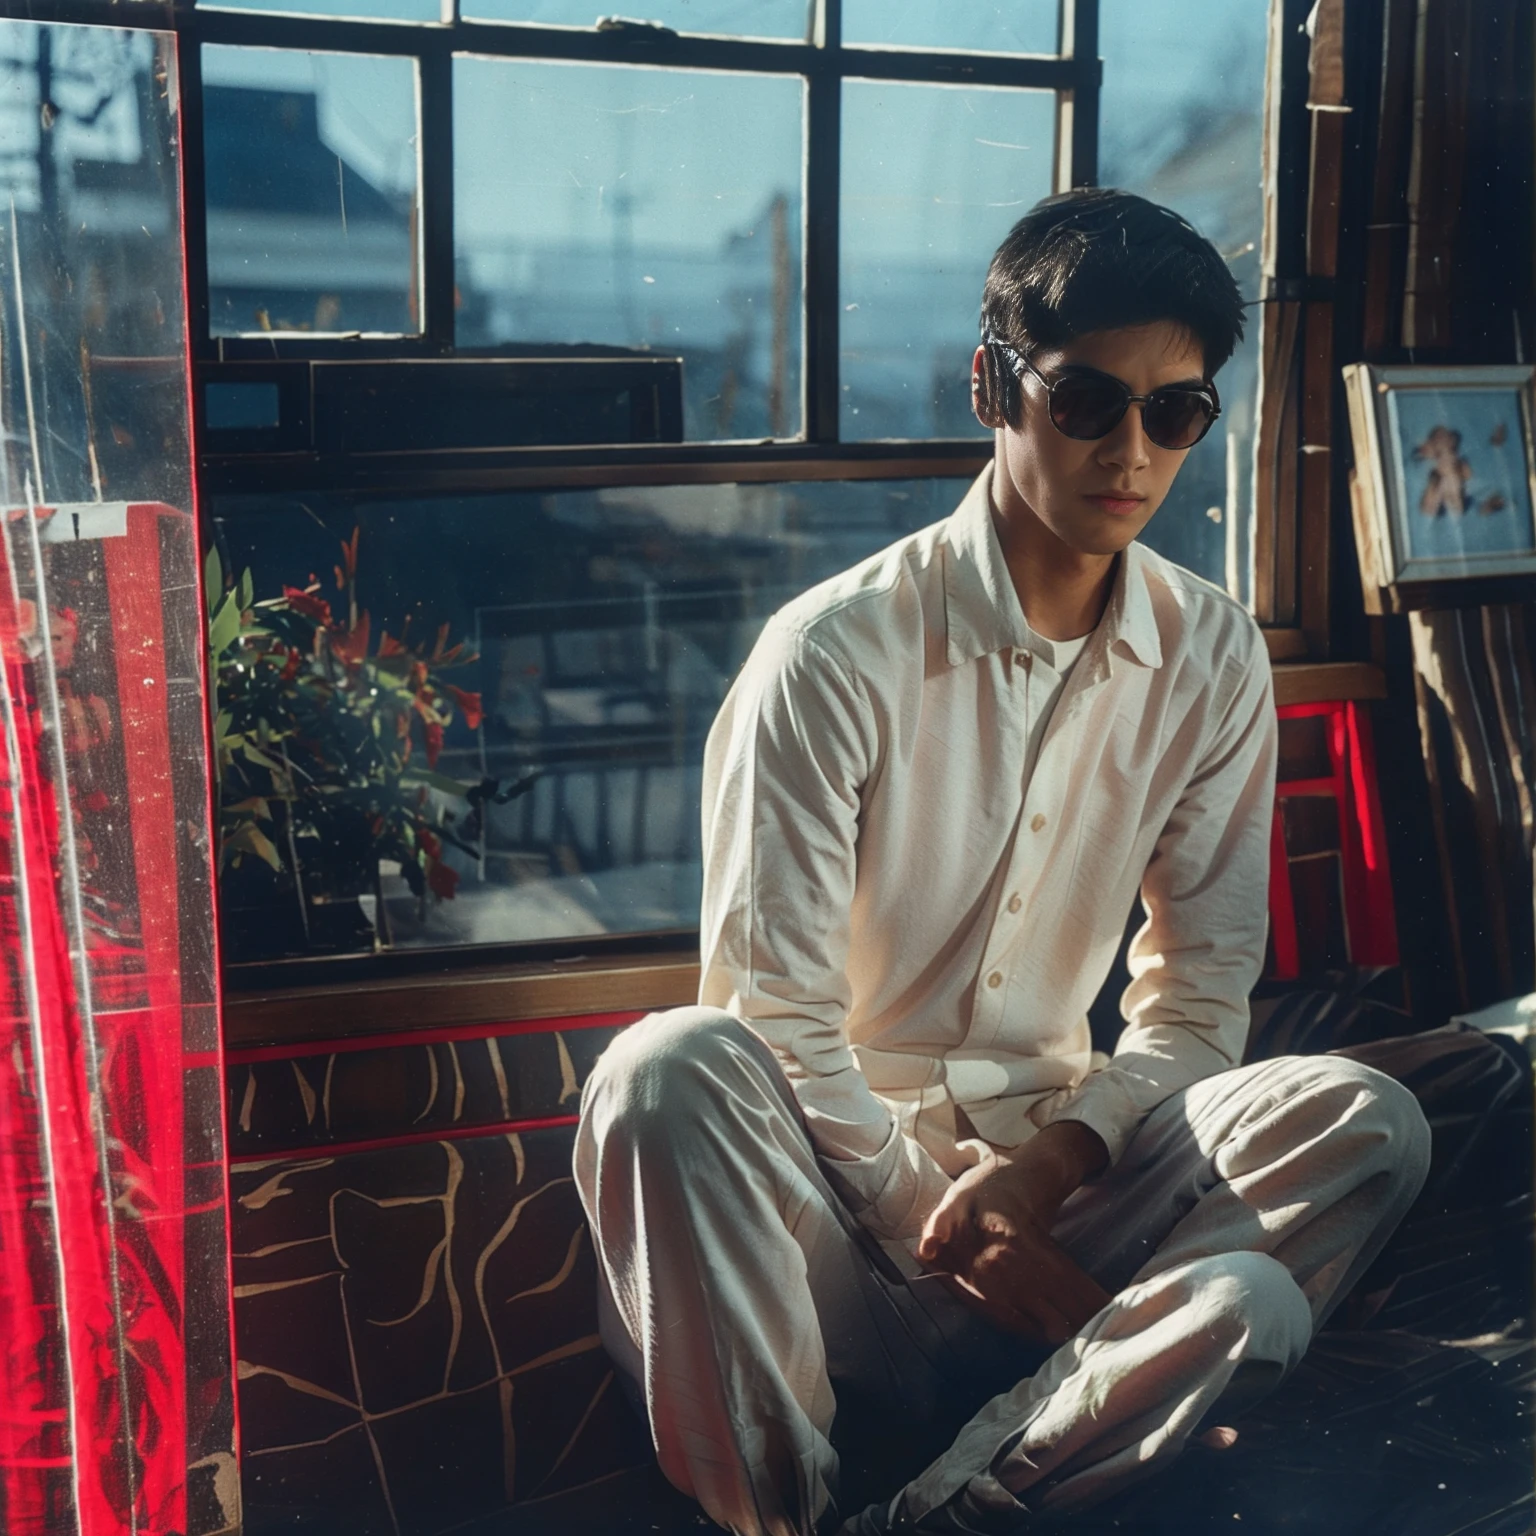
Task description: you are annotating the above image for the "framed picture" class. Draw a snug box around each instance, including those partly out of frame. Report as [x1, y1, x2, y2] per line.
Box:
[1342, 363, 1536, 589]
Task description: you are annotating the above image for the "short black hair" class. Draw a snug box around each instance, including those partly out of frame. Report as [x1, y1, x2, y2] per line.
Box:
[977, 188, 1245, 425]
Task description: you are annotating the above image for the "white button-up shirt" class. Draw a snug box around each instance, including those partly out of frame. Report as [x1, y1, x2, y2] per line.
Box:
[698, 468, 1277, 1242]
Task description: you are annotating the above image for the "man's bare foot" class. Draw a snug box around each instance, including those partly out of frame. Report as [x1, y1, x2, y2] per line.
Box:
[1197, 1425, 1239, 1450]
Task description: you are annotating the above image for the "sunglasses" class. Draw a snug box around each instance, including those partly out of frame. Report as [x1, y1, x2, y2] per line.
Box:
[988, 337, 1221, 451]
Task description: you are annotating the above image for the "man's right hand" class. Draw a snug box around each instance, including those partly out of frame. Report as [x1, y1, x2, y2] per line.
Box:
[916, 1125, 1112, 1345]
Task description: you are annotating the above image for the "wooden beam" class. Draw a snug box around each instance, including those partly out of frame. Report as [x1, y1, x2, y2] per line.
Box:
[225, 953, 700, 1049]
[1271, 660, 1387, 706]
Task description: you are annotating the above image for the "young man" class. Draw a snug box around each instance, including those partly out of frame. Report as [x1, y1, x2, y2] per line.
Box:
[574, 190, 1430, 1536]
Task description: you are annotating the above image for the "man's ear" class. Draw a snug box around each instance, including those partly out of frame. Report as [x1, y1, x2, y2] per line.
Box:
[971, 344, 1009, 430]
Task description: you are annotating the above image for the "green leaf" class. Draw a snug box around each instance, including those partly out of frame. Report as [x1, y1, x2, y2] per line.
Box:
[249, 826, 283, 870]
[226, 795, 274, 823]
[204, 544, 223, 615]
[238, 568, 255, 611]
[227, 823, 284, 871]
[208, 590, 241, 656]
[400, 768, 473, 799]
[235, 741, 287, 775]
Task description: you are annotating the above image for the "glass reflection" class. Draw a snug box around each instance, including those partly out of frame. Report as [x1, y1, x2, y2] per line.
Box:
[840, 80, 1056, 440]
[211, 478, 970, 960]
[0, 19, 235, 1533]
[843, 0, 1059, 56]
[454, 57, 804, 441]
[202, 45, 421, 337]
[0, 24, 191, 507]
[1099, 0, 1267, 601]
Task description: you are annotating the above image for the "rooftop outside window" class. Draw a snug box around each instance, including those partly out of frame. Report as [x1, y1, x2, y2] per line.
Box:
[202, 44, 422, 337]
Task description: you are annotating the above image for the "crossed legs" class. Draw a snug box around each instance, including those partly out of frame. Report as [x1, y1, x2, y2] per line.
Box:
[574, 1007, 1431, 1536]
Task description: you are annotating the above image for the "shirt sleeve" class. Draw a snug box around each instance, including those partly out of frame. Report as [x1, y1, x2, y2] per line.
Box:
[1043, 627, 1278, 1167]
[697, 621, 954, 1241]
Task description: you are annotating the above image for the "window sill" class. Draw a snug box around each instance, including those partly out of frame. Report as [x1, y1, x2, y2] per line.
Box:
[224, 951, 700, 1051]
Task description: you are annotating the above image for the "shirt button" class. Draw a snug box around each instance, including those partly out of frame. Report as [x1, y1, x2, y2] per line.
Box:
[1030, 813, 1047, 833]
[986, 970, 1003, 989]
[1013, 650, 1029, 666]
[1007, 893, 1022, 914]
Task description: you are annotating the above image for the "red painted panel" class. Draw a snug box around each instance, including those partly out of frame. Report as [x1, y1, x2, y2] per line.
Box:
[0, 505, 235, 1536]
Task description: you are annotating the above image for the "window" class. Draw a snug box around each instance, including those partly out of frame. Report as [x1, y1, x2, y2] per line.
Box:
[1098, 0, 1268, 605]
[3, 0, 1275, 966]
[452, 56, 806, 438]
[839, 80, 1057, 438]
[202, 44, 421, 335]
[210, 479, 969, 959]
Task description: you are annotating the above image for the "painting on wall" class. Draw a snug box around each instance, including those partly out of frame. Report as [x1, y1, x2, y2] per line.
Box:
[1343, 363, 1536, 589]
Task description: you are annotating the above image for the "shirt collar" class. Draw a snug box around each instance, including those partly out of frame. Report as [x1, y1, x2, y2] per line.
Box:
[941, 465, 1164, 674]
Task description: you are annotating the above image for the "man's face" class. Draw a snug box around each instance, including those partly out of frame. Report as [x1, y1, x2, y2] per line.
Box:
[979, 320, 1210, 559]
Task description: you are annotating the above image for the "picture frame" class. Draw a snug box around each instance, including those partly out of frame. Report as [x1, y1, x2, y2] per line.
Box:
[1342, 363, 1536, 594]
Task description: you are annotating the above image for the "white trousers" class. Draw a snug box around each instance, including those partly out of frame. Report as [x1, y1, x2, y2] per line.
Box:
[573, 1008, 1432, 1536]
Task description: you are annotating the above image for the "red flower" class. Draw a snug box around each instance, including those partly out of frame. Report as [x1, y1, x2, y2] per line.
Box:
[446, 686, 483, 731]
[332, 612, 371, 667]
[282, 586, 333, 626]
[427, 859, 459, 900]
[425, 720, 443, 767]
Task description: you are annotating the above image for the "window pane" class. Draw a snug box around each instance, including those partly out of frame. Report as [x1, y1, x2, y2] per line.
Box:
[844, 1, 1059, 55]
[841, 80, 1056, 439]
[202, 0, 438, 22]
[1099, 0, 1267, 602]
[0, 23, 193, 506]
[455, 58, 804, 441]
[202, 46, 420, 337]
[211, 478, 971, 960]
[460, 0, 809, 40]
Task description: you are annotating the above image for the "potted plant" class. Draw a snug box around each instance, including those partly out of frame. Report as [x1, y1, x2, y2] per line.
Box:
[207, 528, 491, 960]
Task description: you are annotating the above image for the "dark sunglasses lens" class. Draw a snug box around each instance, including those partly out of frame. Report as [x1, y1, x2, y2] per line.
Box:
[1143, 390, 1216, 449]
[1049, 376, 1128, 439]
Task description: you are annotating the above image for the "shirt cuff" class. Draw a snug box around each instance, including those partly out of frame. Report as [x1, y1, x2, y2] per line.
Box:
[816, 1113, 955, 1241]
[1038, 1070, 1144, 1170]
